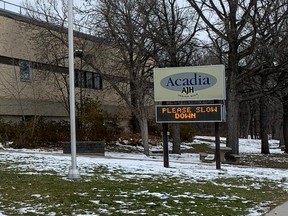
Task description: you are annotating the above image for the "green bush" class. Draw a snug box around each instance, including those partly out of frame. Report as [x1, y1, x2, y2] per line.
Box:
[180, 124, 195, 142]
[76, 98, 120, 142]
[148, 119, 162, 136]
[0, 99, 122, 148]
[0, 119, 70, 148]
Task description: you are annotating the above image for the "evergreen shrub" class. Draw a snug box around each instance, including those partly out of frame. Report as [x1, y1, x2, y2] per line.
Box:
[0, 99, 121, 148]
[180, 124, 195, 142]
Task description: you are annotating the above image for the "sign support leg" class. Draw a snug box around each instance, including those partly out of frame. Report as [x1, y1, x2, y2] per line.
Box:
[162, 122, 169, 168]
[215, 122, 221, 169]
[162, 101, 169, 168]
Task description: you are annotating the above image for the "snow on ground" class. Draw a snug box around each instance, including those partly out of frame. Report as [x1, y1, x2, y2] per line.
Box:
[0, 137, 287, 185]
[192, 136, 282, 154]
[0, 136, 287, 216]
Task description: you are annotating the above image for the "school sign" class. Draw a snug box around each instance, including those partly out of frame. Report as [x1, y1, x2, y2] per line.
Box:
[156, 104, 224, 123]
[154, 65, 226, 101]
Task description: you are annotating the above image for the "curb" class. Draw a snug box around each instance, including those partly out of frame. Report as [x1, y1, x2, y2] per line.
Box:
[265, 200, 288, 216]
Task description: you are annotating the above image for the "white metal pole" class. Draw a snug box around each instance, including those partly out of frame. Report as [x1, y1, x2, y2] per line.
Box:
[67, 0, 80, 179]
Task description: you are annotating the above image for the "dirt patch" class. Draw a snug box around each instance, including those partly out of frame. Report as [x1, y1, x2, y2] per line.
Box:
[240, 153, 288, 169]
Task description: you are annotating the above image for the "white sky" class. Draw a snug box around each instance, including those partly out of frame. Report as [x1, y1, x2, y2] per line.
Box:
[1, 0, 188, 10]
[1, 0, 28, 7]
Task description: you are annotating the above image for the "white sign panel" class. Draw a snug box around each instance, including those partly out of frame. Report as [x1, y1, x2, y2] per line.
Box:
[154, 65, 225, 101]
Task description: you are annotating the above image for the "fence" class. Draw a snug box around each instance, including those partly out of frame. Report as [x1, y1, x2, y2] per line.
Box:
[0, 0, 94, 35]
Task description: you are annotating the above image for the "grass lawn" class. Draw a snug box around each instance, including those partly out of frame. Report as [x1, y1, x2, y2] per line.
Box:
[0, 161, 287, 216]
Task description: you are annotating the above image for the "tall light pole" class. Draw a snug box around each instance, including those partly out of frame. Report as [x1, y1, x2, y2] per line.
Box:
[67, 0, 80, 179]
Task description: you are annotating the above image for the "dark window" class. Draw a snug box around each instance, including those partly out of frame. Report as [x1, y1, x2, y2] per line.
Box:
[75, 70, 102, 90]
[86, 72, 93, 88]
[75, 71, 80, 87]
[75, 71, 85, 88]
[19, 61, 31, 81]
[93, 73, 102, 90]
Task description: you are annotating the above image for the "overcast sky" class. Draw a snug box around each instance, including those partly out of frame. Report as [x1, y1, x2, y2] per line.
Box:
[1, 0, 81, 10]
[2, 0, 188, 10]
[2, 0, 28, 7]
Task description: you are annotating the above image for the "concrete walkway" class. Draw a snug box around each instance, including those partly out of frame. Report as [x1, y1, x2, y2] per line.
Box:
[265, 200, 288, 216]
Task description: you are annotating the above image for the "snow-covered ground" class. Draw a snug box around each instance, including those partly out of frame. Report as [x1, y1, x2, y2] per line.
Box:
[0, 136, 286, 183]
[0, 136, 287, 216]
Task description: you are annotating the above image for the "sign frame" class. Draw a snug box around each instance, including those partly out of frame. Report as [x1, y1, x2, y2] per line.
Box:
[156, 104, 225, 123]
[154, 65, 226, 102]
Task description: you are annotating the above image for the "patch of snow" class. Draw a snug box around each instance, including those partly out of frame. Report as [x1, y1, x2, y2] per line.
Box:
[0, 136, 287, 216]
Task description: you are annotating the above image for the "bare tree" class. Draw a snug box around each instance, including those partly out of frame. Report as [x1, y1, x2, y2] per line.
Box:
[143, 0, 200, 153]
[80, 0, 157, 155]
[0, 58, 51, 140]
[20, 0, 125, 143]
[239, 0, 288, 153]
[186, 0, 258, 154]
[187, 0, 288, 154]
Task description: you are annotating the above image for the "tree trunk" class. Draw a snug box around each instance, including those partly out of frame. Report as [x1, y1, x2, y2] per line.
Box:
[139, 115, 150, 156]
[226, 41, 240, 154]
[172, 124, 181, 154]
[283, 95, 288, 153]
[226, 87, 239, 154]
[279, 122, 284, 147]
[249, 113, 254, 139]
[260, 96, 270, 154]
[130, 76, 140, 133]
[131, 115, 140, 133]
[253, 115, 258, 139]
[243, 101, 251, 138]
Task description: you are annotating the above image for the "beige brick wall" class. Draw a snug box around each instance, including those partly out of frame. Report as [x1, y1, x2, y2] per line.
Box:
[0, 12, 130, 125]
[0, 16, 36, 61]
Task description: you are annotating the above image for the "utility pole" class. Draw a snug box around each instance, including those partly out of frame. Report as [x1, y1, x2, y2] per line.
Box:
[67, 0, 80, 179]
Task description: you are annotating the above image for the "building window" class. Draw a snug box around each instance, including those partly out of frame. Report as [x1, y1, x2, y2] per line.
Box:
[86, 72, 93, 88]
[75, 70, 102, 90]
[75, 71, 85, 88]
[19, 61, 31, 81]
[93, 73, 102, 90]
